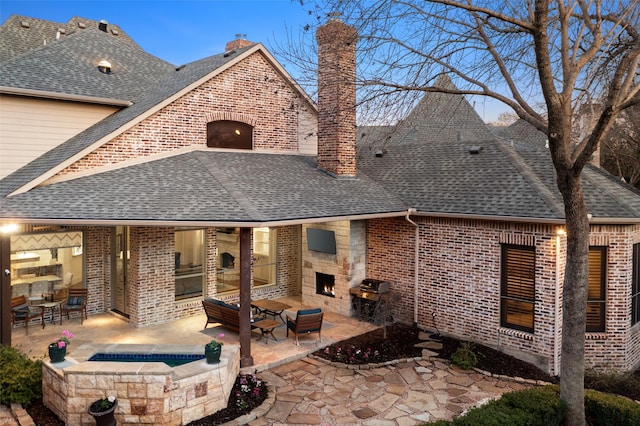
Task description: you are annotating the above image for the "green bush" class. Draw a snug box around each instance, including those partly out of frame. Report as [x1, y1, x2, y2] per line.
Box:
[0, 345, 43, 406]
[584, 388, 640, 426]
[450, 342, 478, 370]
[421, 386, 565, 426]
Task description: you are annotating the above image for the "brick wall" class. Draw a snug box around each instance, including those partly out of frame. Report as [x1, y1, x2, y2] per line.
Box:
[367, 217, 640, 373]
[316, 18, 357, 177]
[60, 51, 315, 174]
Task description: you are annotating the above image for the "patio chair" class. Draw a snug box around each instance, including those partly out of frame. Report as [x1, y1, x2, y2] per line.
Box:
[61, 288, 88, 325]
[11, 295, 45, 335]
[286, 308, 323, 346]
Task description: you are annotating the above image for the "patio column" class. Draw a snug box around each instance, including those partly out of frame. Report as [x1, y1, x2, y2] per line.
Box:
[1, 235, 11, 346]
[239, 228, 253, 367]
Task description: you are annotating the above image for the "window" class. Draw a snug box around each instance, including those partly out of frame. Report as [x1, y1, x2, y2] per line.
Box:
[501, 245, 535, 333]
[216, 227, 276, 293]
[252, 227, 276, 287]
[207, 120, 253, 149]
[632, 244, 640, 326]
[587, 247, 606, 332]
[175, 229, 205, 300]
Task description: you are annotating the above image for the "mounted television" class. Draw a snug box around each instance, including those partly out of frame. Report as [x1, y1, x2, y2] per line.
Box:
[306, 228, 337, 254]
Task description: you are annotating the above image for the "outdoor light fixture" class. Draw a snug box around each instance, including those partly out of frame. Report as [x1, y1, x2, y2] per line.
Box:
[556, 228, 566, 236]
[0, 223, 18, 234]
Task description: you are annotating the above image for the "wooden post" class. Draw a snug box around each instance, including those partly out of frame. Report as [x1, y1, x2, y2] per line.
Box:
[1, 234, 11, 346]
[238, 228, 253, 367]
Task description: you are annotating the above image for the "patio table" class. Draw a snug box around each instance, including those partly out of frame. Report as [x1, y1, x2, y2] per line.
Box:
[251, 299, 291, 323]
[254, 319, 280, 344]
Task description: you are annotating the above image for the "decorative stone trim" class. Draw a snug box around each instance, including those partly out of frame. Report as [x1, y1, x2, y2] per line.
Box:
[498, 327, 535, 341]
[204, 111, 258, 127]
[586, 333, 608, 340]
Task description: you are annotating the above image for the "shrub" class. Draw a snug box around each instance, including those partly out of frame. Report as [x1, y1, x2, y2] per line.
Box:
[450, 342, 478, 370]
[0, 345, 43, 406]
[584, 388, 640, 426]
[585, 369, 640, 402]
[421, 386, 566, 426]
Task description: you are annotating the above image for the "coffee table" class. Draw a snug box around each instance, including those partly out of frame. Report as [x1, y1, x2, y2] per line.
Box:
[254, 319, 281, 344]
[251, 299, 291, 323]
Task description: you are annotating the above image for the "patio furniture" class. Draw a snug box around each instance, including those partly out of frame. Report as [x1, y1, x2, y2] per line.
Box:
[11, 295, 45, 334]
[286, 308, 323, 346]
[251, 299, 291, 323]
[202, 298, 263, 332]
[61, 288, 88, 325]
[254, 319, 281, 344]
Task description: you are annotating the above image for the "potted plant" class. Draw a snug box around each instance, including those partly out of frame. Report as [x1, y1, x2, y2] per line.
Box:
[205, 333, 224, 364]
[88, 395, 117, 426]
[48, 330, 74, 363]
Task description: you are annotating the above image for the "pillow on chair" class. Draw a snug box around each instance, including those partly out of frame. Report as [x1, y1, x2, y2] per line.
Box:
[297, 308, 321, 316]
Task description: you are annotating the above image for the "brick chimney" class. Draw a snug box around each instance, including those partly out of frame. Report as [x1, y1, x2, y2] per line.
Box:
[225, 34, 255, 51]
[316, 15, 357, 177]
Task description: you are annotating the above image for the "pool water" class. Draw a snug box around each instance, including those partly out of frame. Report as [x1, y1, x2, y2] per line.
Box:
[88, 353, 204, 367]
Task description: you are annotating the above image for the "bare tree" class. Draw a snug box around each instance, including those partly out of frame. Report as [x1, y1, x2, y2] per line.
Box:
[601, 104, 640, 188]
[283, 1, 640, 424]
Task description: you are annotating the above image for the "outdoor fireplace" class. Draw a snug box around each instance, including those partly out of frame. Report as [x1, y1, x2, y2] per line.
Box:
[316, 272, 335, 297]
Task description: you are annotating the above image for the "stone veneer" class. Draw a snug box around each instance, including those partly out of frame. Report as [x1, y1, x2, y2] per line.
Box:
[301, 220, 366, 316]
[42, 344, 240, 426]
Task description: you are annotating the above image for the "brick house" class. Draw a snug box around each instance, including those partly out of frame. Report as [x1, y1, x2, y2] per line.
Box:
[1, 15, 639, 373]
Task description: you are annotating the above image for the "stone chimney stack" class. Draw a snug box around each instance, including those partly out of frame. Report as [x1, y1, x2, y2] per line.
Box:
[316, 15, 357, 177]
[225, 34, 254, 51]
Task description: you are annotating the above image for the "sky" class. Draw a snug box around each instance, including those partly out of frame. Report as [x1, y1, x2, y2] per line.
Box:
[0, 0, 508, 122]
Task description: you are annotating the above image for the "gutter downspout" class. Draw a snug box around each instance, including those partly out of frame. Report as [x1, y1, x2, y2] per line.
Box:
[554, 230, 565, 376]
[405, 208, 419, 325]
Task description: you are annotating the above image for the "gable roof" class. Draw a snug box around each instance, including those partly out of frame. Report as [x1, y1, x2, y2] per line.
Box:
[0, 43, 290, 199]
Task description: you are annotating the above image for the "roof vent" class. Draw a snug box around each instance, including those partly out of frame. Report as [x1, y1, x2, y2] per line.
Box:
[78, 22, 86, 29]
[375, 149, 387, 158]
[58, 28, 66, 34]
[98, 60, 112, 74]
[110, 28, 119, 36]
[98, 20, 108, 32]
[20, 20, 30, 28]
[469, 146, 483, 155]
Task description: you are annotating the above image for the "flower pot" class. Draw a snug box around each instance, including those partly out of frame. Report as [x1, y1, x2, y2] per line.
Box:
[205, 345, 222, 364]
[88, 399, 117, 426]
[48, 344, 66, 363]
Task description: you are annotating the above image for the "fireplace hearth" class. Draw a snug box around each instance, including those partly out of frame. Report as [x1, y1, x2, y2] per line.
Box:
[316, 272, 335, 297]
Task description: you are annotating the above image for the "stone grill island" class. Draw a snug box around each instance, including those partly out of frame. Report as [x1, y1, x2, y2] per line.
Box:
[42, 344, 240, 425]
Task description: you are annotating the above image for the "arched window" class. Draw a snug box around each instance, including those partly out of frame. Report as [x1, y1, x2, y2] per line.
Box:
[207, 120, 253, 149]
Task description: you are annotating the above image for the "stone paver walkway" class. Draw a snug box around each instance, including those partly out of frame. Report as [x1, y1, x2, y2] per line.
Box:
[245, 335, 539, 426]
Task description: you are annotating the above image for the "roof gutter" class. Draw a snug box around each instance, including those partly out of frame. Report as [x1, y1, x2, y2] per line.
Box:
[0, 86, 133, 106]
[405, 209, 420, 325]
[0, 211, 410, 228]
[1, 211, 638, 228]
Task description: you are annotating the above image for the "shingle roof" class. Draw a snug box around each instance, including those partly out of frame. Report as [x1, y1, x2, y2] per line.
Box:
[0, 26, 175, 102]
[0, 150, 408, 224]
[0, 15, 137, 63]
[357, 84, 640, 222]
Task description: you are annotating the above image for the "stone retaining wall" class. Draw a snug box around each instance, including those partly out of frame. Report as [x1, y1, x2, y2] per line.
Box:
[42, 344, 240, 425]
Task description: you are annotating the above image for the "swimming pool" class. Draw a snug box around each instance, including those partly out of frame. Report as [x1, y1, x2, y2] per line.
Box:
[88, 352, 205, 367]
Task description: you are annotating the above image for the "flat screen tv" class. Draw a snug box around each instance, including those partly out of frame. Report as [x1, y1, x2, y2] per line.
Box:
[306, 228, 337, 254]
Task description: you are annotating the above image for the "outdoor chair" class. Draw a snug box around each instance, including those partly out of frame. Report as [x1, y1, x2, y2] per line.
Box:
[11, 295, 45, 335]
[286, 308, 323, 346]
[61, 288, 88, 325]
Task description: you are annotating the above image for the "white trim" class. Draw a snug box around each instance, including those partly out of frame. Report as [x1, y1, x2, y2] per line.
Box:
[0, 86, 132, 106]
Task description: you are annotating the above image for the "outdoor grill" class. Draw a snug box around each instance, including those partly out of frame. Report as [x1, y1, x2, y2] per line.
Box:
[360, 278, 390, 294]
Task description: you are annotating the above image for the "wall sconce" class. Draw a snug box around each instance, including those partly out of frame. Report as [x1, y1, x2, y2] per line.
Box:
[98, 60, 112, 74]
[556, 228, 566, 236]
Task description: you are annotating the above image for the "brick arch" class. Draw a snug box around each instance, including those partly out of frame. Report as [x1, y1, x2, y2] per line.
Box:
[204, 111, 259, 127]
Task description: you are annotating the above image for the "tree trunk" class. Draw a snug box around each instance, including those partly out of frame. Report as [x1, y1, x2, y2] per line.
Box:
[557, 170, 589, 426]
